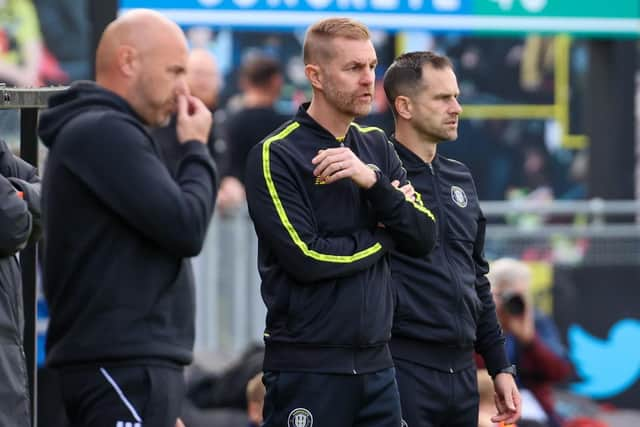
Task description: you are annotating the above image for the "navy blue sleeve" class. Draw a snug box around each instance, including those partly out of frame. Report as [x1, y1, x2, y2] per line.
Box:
[473, 210, 510, 377]
[363, 137, 436, 257]
[60, 113, 217, 257]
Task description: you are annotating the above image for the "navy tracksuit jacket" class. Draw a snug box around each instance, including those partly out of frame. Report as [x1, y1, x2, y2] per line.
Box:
[389, 137, 509, 377]
[245, 104, 437, 375]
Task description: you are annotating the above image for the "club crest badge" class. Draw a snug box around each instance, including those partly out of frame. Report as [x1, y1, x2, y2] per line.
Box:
[288, 408, 313, 427]
[451, 185, 468, 208]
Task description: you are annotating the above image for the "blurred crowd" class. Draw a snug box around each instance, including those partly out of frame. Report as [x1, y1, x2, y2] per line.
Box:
[0, 0, 592, 203]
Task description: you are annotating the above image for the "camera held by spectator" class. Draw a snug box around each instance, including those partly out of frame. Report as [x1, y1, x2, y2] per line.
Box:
[497, 293, 535, 345]
[489, 258, 573, 427]
[501, 291, 526, 317]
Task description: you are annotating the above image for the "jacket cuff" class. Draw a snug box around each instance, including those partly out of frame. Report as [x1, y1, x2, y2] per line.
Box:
[178, 140, 211, 158]
[175, 140, 217, 181]
[482, 343, 511, 378]
[363, 173, 403, 215]
[374, 228, 395, 252]
[8, 177, 40, 214]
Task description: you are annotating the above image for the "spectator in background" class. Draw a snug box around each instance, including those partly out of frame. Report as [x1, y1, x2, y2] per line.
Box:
[0, 138, 41, 427]
[0, 0, 43, 87]
[513, 143, 554, 200]
[38, 10, 216, 427]
[185, 343, 263, 411]
[0, 0, 48, 148]
[520, 35, 555, 104]
[33, 0, 88, 81]
[153, 48, 226, 178]
[356, 77, 394, 136]
[221, 54, 287, 213]
[181, 343, 263, 427]
[489, 258, 573, 427]
[246, 372, 265, 427]
[187, 49, 222, 114]
[477, 369, 501, 427]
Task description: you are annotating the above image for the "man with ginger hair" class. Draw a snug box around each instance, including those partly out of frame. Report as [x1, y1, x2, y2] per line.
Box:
[38, 9, 216, 427]
[244, 18, 436, 427]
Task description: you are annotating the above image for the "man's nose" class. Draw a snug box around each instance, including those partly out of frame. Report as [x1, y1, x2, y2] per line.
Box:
[361, 68, 374, 86]
[451, 98, 462, 114]
[176, 78, 189, 97]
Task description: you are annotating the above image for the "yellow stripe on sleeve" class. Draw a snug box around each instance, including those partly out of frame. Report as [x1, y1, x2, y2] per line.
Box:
[262, 122, 383, 263]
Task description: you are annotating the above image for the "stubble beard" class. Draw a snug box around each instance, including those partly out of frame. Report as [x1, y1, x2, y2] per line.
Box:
[417, 121, 458, 143]
[440, 127, 458, 142]
[325, 82, 372, 118]
[137, 73, 172, 127]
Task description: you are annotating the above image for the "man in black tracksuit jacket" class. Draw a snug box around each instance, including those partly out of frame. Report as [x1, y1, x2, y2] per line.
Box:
[384, 52, 521, 427]
[245, 18, 436, 427]
[37, 11, 216, 427]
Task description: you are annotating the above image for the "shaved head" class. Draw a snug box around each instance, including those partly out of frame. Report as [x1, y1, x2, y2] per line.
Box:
[94, 9, 189, 126]
[96, 9, 186, 80]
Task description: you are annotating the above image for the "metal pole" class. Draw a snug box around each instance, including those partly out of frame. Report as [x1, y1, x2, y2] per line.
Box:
[20, 107, 39, 427]
[19, 107, 38, 426]
[586, 40, 636, 200]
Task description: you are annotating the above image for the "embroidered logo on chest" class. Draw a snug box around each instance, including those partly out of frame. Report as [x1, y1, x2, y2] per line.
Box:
[288, 408, 313, 427]
[451, 185, 468, 208]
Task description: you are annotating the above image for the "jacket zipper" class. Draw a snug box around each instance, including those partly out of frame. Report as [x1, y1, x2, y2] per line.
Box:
[428, 160, 463, 372]
[341, 136, 358, 374]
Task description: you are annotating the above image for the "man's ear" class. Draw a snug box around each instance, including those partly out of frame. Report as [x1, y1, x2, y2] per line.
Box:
[305, 64, 322, 90]
[395, 95, 412, 120]
[118, 45, 138, 77]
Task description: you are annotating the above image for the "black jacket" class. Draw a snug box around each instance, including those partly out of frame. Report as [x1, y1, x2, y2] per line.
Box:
[152, 113, 223, 180]
[245, 105, 436, 374]
[38, 81, 217, 367]
[0, 138, 41, 426]
[389, 138, 509, 377]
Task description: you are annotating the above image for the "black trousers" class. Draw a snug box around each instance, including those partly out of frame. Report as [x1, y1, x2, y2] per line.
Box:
[394, 358, 478, 427]
[262, 368, 401, 427]
[55, 364, 184, 427]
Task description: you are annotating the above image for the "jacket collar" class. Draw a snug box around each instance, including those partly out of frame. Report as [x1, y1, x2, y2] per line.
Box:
[390, 135, 440, 173]
[295, 102, 353, 145]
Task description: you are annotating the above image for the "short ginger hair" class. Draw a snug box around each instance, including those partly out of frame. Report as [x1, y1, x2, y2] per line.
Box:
[303, 17, 370, 65]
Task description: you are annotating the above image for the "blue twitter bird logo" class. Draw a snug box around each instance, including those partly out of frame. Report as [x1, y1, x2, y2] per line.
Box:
[568, 318, 640, 399]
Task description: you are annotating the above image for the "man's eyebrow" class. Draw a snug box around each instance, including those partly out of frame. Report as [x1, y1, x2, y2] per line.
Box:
[345, 59, 378, 67]
[168, 64, 186, 73]
[434, 90, 459, 98]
